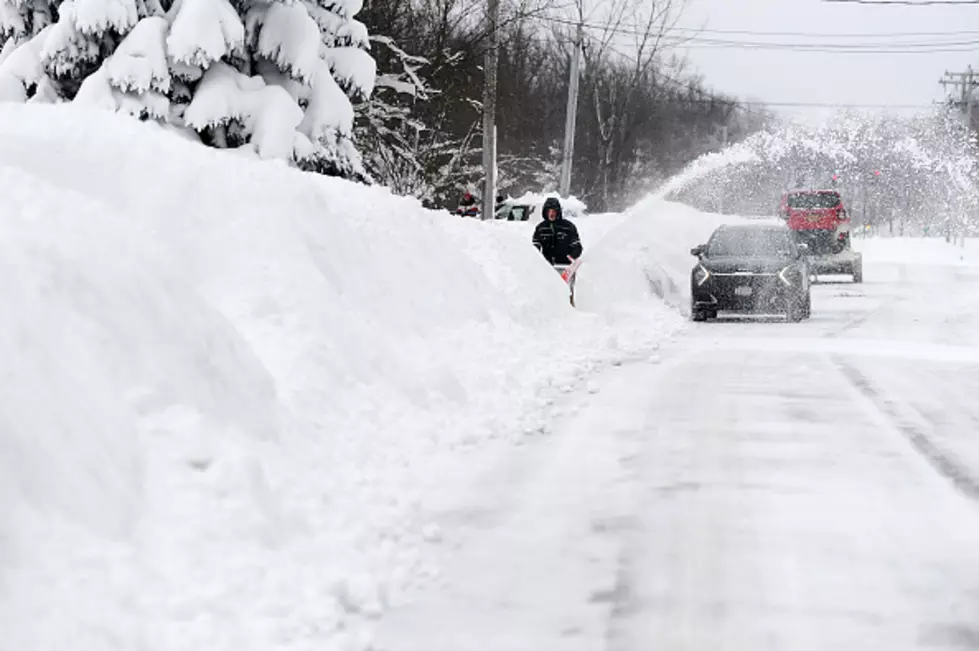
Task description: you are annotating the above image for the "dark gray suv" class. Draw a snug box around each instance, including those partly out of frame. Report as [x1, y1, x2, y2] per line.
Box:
[690, 224, 811, 322]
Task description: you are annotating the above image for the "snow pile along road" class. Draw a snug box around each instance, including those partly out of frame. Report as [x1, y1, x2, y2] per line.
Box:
[572, 140, 772, 316]
[576, 197, 752, 315]
[0, 105, 678, 651]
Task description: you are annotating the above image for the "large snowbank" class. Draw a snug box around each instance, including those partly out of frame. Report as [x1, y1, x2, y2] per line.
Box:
[0, 104, 679, 651]
[575, 197, 748, 315]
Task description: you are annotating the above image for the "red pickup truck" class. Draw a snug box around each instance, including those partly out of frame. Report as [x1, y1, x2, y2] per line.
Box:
[780, 189, 848, 231]
[779, 189, 862, 283]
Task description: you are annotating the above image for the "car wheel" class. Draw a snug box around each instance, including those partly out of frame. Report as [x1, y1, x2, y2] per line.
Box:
[786, 296, 804, 323]
[803, 293, 812, 319]
[691, 302, 709, 322]
[852, 261, 863, 284]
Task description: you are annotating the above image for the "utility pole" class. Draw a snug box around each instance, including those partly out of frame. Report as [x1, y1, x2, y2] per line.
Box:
[940, 65, 978, 130]
[559, 23, 584, 198]
[940, 67, 977, 244]
[481, 0, 500, 220]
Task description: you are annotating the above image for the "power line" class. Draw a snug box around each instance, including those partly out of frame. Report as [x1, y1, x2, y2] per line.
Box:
[746, 100, 939, 108]
[668, 26, 979, 38]
[596, 41, 767, 117]
[535, 31, 946, 120]
[546, 16, 979, 53]
[824, 0, 979, 4]
[677, 36, 979, 50]
[588, 43, 942, 112]
[679, 42, 979, 53]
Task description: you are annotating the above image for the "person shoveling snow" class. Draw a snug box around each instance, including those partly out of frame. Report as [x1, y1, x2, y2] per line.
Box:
[532, 197, 583, 305]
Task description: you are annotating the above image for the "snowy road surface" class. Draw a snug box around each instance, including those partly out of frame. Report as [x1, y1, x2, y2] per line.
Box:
[376, 252, 979, 650]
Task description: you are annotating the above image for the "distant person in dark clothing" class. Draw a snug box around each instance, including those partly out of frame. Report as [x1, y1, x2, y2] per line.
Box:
[457, 191, 479, 217]
[532, 197, 582, 265]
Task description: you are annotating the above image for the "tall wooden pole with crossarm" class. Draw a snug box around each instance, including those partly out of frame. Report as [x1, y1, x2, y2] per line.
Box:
[481, 0, 500, 220]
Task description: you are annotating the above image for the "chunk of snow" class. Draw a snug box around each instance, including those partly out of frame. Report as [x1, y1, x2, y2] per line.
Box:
[166, 0, 244, 68]
[0, 26, 53, 102]
[299, 58, 353, 137]
[27, 75, 61, 103]
[105, 16, 170, 94]
[0, 5, 27, 40]
[117, 86, 169, 118]
[72, 0, 138, 34]
[0, 71, 25, 101]
[244, 84, 304, 160]
[337, 19, 369, 48]
[183, 61, 253, 127]
[255, 1, 321, 84]
[184, 62, 303, 161]
[332, 573, 383, 616]
[304, 4, 343, 42]
[325, 45, 375, 98]
[421, 523, 442, 543]
[74, 65, 120, 109]
[40, 8, 101, 78]
[73, 17, 172, 119]
[255, 57, 303, 99]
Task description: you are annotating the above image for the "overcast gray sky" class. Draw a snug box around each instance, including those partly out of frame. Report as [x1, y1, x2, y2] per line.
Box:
[674, 0, 979, 118]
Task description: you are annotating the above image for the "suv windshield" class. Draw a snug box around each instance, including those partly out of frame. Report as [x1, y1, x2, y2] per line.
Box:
[708, 228, 797, 258]
[787, 192, 841, 209]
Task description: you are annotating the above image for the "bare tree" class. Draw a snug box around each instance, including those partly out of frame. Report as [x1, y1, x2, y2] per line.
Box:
[357, 0, 757, 210]
[576, 0, 687, 207]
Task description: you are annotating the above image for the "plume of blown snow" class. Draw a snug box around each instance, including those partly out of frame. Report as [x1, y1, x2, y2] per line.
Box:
[666, 108, 979, 230]
[652, 141, 758, 200]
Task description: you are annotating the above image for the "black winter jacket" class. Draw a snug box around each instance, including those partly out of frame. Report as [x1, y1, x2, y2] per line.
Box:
[532, 198, 582, 264]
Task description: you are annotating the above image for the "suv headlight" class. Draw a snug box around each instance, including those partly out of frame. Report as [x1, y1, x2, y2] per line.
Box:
[694, 264, 711, 286]
[778, 265, 799, 287]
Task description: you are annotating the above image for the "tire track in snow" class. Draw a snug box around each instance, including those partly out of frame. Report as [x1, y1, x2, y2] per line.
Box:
[835, 358, 979, 503]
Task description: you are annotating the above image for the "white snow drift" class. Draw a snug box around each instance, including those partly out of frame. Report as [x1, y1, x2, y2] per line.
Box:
[0, 104, 680, 651]
[575, 198, 747, 315]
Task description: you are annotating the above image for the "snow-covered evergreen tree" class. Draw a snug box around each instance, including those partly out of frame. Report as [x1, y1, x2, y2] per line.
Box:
[354, 35, 433, 197]
[0, 0, 375, 179]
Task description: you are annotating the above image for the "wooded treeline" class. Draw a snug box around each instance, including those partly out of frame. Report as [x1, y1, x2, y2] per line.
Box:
[356, 0, 772, 212]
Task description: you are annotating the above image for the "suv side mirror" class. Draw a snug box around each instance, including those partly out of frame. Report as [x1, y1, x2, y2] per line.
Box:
[691, 244, 706, 257]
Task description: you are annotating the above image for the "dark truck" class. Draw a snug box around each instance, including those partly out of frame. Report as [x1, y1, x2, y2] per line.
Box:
[779, 189, 863, 283]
